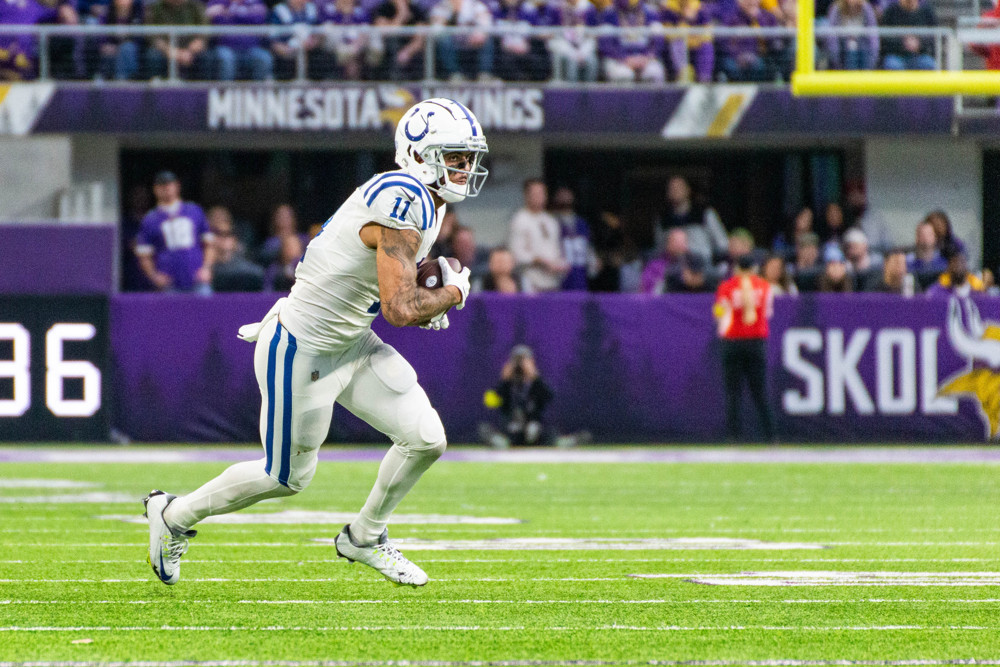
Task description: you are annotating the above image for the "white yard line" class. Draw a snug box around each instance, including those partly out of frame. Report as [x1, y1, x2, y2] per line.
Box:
[5, 557, 1000, 565]
[0, 577, 627, 583]
[7, 444, 1000, 464]
[10, 540, 1000, 548]
[0, 624, 995, 632]
[632, 571, 1000, 587]
[4, 598, 1000, 605]
[4, 661, 1000, 667]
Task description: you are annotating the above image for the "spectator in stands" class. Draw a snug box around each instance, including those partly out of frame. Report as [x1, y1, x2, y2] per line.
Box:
[906, 219, 948, 277]
[717, 228, 758, 278]
[879, 0, 936, 70]
[430, 0, 495, 82]
[590, 211, 640, 292]
[431, 209, 459, 258]
[264, 233, 303, 291]
[318, 0, 382, 80]
[843, 227, 882, 288]
[863, 247, 916, 295]
[970, 3, 1000, 73]
[207, 0, 274, 80]
[98, 0, 144, 80]
[134, 171, 215, 295]
[122, 183, 155, 291]
[271, 0, 330, 79]
[0, 0, 77, 81]
[717, 0, 782, 82]
[772, 206, 813, 261]
[145, 0, 211, 80]
[493, 0, 554, 81]
[549, 0, 598, 82]
[509, 178, 569, 293]
[51, 0, 81, 79]
[924, 209, 967, 257]
[984, 268, 999, 295]
[550, 186, 592, 291]
[211, 214, 265, 292]
[373, 0, 428, 80]
[792, 231, 822, 291]
[825, 0, 878, 70]
[451, 224, 488, 281]
[476, 247, 523, 293]
[598, 0, 666, 83]
[845, 179, 892, 253]
[81, 0, 110, 24]
[926, 244, 984, 297]
[655, 176, 728, 263]
[207, 205, 255, 251]
[666, 251, 716, 293]
[818, 245, 853, 292]
[259, 203, 304, 266]
[661, 0, 714, 82]
[771, 0, 796, 80]
[762, 253, 798, 295]
[821, 201, 847, 254]
[641, 227, 688, 294]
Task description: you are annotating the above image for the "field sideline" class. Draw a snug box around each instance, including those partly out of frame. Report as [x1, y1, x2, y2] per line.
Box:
[1, 444, 1000, 666]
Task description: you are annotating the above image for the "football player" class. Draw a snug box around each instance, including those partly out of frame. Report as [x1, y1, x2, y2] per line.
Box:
[143, 98, 488, 588]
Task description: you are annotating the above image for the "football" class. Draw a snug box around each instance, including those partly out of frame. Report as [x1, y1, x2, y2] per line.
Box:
[416, 257, 462, 289]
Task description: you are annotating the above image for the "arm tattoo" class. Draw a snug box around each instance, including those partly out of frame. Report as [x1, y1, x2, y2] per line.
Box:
[377, 226, 458, 327]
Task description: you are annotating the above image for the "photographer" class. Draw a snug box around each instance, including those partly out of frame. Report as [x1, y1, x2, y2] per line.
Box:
[481, 345, 555, 448]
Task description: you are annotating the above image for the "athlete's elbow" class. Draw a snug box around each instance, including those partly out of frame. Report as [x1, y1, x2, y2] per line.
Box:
[382, 303, 416, 327]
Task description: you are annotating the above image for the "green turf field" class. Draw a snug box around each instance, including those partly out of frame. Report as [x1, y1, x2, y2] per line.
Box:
[2, 446, 1000, 666]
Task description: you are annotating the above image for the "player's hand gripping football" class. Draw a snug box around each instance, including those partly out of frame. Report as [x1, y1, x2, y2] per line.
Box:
[439, 256, 471, 310]
[420, 313, 450, 331]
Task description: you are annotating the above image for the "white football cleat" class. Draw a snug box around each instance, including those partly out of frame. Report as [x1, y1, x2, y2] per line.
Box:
[335, 524, 428, 587]
[143, 490, 196, 586]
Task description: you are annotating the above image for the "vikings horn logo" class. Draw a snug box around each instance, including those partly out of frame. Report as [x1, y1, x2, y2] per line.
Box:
[378, 88, 416, 130]
[939, 297, 1000, 439]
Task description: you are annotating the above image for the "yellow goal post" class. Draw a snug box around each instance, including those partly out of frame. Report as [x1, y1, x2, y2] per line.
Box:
[790, 0, 1000, 96]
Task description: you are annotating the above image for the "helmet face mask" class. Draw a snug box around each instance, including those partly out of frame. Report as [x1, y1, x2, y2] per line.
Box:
[395, 99, 489, 203]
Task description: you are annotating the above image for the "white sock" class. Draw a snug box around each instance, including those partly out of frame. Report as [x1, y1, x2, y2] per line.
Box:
[350, 443, 440, 545]
[163, 458, 294, 533]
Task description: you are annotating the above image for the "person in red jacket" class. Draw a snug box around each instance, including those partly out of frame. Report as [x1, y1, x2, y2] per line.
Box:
[713, 254, 776, 442]
[971, 3, 1000, 71]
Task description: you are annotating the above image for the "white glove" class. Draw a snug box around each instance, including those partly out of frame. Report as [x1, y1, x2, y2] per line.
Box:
[420, 312, 450, 331]
[439, 256, 471, 310]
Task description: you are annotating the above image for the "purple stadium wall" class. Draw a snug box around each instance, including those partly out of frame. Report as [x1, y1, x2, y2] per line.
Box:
[0, 225, 116, 295]
[110, 293, 998, 444]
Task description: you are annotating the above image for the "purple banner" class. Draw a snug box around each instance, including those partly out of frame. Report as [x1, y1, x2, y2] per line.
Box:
[110, 293, 997, 444]
[0, 224, 115, 294]
[25, 84, 955, 136]
[734, 93, 953, 136]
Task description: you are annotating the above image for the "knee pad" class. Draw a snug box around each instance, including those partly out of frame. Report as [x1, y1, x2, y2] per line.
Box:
[272, 448, 318, 494]
[417, 408, 447, 459]
[395, 404, 446, 459]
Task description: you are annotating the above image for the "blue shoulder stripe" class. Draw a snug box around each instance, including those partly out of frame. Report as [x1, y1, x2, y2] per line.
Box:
[364, 176, 436, 231]
[363, 171, 432, 203]
[365, 181, 433, 230]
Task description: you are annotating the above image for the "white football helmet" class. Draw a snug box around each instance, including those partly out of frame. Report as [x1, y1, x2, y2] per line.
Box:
[394, 98, 489, 204]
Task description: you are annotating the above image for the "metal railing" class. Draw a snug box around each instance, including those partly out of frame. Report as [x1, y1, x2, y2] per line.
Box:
[0, 23, 994, 84]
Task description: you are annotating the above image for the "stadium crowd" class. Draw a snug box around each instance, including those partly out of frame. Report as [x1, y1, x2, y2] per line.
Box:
[0, 0, 950, 83]
[127, 170, 992, 298]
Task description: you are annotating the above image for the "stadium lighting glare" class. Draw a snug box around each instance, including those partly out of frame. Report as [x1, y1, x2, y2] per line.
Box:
[790, 0, 1000, 96]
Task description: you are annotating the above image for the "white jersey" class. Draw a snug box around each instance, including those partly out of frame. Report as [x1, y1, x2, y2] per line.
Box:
[279, 170, 442, 353]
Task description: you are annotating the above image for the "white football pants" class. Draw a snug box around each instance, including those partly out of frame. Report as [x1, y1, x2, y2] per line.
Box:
[164, 317, 447, 545]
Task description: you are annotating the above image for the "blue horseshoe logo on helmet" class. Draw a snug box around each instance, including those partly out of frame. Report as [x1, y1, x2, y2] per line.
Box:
[404, 110, 435, 142]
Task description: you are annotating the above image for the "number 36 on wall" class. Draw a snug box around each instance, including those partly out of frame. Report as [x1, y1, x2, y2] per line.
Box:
[0, 322, 102, 418]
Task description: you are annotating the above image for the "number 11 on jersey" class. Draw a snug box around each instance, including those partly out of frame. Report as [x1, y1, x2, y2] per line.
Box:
[390, 197, 412, 222]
